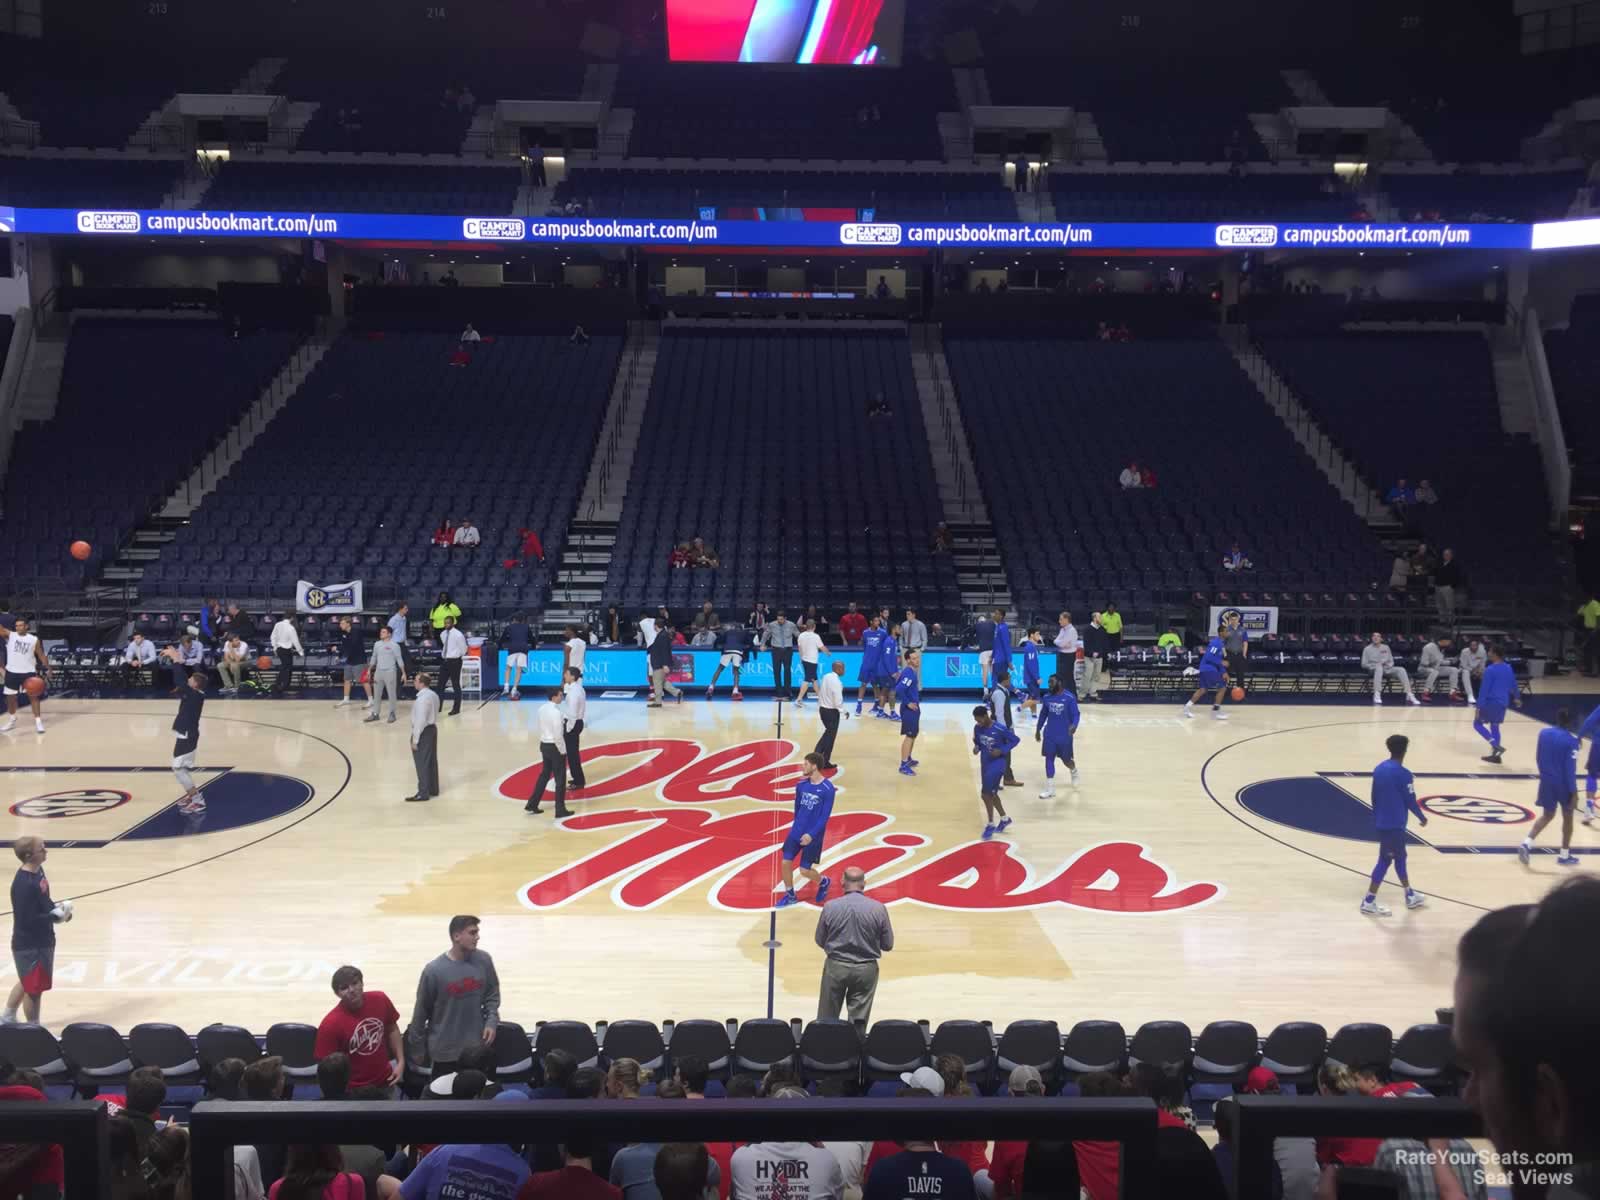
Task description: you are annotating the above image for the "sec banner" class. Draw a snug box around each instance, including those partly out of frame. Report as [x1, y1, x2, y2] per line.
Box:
[296, 579, 364, 614]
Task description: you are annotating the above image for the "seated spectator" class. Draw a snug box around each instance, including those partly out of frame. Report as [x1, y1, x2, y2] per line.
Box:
[654, 1144, 715, 1200]
[460, 323, 482, 344]
[672, 629, 688, 647]
[691, 627, 718, 648]
[690, 537, 720, 568]
[1139, 463, 1157, 487]
[1387, 554, 1411, 592]
[433, 520, 456, 549]
[838, 603, 867, 646]
[403, 1127, 532, 1200]
[606, 1058, 650, 1101]
[816, 1078, 870, 1200]
[1414, 479, 1438, 504]
[931, 1054, 987, 1182]
[207, 1058, 268, 1198]
[1313, 1065, 1381, 1172]
[520, 1131, 620, 1199]
[218, 634, 250, 694]
[268, 1144, 365, 1199]
[123, 1065, 168, 1157]
[984, 1066, 1046, 1199]
[1240, 1067, 1316, 1200]
[931, 523, 954, 555]
[611, 1079, 724, 1200]
[1370, 1086, 1488, 1200]
[730, 1086, 844, 1199]
[1129, 1064, 1226, 1200]
[1017, 1141, 1081, 1200]
[318, 1053, 351, 1101]
[1386, 477, 1415, 508]
[340, 1086, 404, 1198]
[669, 543, 692, 569]
[1113, 323, 1131, 342]
[124, 631, 157, 678]
[1156, 630, 1182, 653]
[862, 1088, 974, 1200]
[1071, 1072, 1124, 1200]
[244, 1055, 294, 1188]
[571, 324, 591, 346]
[519, 528, 545, 564]
[1096, 321, 1112, 341]
[1361, 631, 1420, 706]
[692, 602, 720, 632]
[453, 519, 481, 550]
[1222, 543, 1251, 572]
[1118, 462, 1143, 489]
[1209, 1098, 1257, 1200]
[534, 1049, 578, 1100]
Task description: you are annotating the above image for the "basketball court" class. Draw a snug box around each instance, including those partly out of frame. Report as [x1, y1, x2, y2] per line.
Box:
[3, 690, 1593, 1036]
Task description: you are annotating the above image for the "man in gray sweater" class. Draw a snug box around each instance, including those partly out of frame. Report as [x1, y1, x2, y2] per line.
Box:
[364, 625, 407, 724]
[410, 914, 499, 1079]
[1361, 632, 1421, 706]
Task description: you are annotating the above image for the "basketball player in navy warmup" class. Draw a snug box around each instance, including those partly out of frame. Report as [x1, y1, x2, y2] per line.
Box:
[1183, 623, 1230, 720]
[1036, 674, 1081, 796]
[895, 651, 921, 776]
[1362, 734, 1427, 917]
[776, 753, 836, 908]
[972, 706, 1018, 840]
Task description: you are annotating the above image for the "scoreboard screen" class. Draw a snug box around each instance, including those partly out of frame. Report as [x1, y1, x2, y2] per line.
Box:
[667, 0, 905, 64]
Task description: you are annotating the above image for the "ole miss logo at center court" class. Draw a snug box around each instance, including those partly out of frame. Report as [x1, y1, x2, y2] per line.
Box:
[496, 739, 1222, 915]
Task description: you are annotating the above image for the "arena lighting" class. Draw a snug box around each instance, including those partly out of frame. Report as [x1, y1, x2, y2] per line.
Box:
[1531, 216, 1600, 250]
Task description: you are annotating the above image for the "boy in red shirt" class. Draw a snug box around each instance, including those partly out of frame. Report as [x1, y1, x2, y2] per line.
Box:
[314, 964, 404, 1096]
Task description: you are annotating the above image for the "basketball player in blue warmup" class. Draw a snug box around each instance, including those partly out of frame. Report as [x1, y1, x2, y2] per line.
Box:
[991, 609, 1013, 689]
[1019, 627, 1044, 721]
[776, 753, 837, 908]
[895, 651, 921, 776]
[972, 706, 1018, 839]
[1522, 709, 1580, 866]
[1474, 645, 1521, 763]
[1574, 701, 1600, 823]
[1362, 734, 1427, 916]
[856, 615, 886, 716]
[878, 624, 901, 720]
[1036, 674, 1081, 797]
[1184, 623, 1231, 720]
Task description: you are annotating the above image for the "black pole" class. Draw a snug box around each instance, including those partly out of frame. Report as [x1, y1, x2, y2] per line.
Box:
[764, 691, 785, 1019]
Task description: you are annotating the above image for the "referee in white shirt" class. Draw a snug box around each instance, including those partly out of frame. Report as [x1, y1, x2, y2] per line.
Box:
[562, 666, 587, 791]
[270, 614, 306, 695]
[438, 617, 467, 715]
[407, 673, 440, 802]
[1053, 611, 1080, 697]
[526, 688, 574, 817]
[814, 660, 847, 770]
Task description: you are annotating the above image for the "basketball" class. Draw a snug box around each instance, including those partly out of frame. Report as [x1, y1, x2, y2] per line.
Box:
[1230, 686, 1246, 702]
[70, 540, 91, 561]
[24, 676, 46, 698]
[257, 655, 273, 670]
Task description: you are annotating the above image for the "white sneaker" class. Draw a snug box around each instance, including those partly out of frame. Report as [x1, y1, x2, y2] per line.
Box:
[1372, 697, 1384, 706]
[335, 699, 352, 707]
[0, 716, 14, 731]
[1212, 709, 1228, 720]
[1584, 803, 1596, 825]
[1405, 891, 1426, 909]
[33, 719, 43, 733]
[1070, 768, 1081, 784]
[1038, 785, 1056, 799]
[1407, 695, 1422, 706]
[0, 1011, 15, 1026]
[1518, 843, 1531, 866]
[1183, 704, 1195, 719]
[1361, 898, 1392, 917]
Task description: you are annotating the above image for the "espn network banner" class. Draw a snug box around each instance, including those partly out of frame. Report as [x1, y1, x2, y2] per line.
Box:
[296, 579, 364, 614]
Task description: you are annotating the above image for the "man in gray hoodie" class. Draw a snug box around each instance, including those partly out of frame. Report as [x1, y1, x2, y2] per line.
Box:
[364, 625, 407, 723]
[1362, 632, 1421, 706]
[411, 914, 499, 1079]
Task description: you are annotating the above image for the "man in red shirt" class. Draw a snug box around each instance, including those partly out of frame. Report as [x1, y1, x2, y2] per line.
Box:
[518, 1133, 620, 1200]
[314, 964, 404, 1097]
[838, 602, 868, 646]
[519, 529, 545, 564]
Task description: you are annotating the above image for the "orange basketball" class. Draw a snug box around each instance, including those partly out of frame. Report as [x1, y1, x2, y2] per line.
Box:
[1230, 686, 1245, 702]
[257, 655, 274, 671]
[69, 540, 91, 561]
[23, 676, 46, 698]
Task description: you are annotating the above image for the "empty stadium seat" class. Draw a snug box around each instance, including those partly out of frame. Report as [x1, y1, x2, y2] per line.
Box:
[1389, 1023, 1456, 1093]
[492, 1021, 538, 1086]
[601, 1020, 667, 1072]
[995, 1020, 1062, 1091]
[798, 1020, 863, 1085]
[733, 1019, 798, 1075]
[60, 1022, 137, 1096]
[929, 1020, 994, 1092]
[1061, 1020, 1127, 1083]
[197, 1023, 262, 1072]
[863, 1019, 928, 1083]
[667, 1020, 733, 1080]
[127, 1023, 202, 1085]
[0, 1023, 71, 1094]
[1191, 1021, 1259, 1087]
[1128, 1021, 1193, 1074]
[1260, 1022, 1327, 1090]
[265, 1022, 319, 1083]
[1326, 1023, 1393, 1073]
[533, 1020, 600, 1070]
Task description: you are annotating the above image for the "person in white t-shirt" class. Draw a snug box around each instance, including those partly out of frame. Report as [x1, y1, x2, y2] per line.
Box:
[730, 1087, 845, 1200]
[793, 620, 827, 706]
[637, 611, 658, 649]
[0, 618, 49, 733]
[562, 625, 587, 676]
[452, 520, 481, 549]
[218, 635, 250, 694]
[562, 666, 587, 792]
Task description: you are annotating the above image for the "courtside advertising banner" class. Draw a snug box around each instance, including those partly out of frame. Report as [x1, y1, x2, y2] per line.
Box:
[5, 207, 1585, 251]
[296, 579, 364, 614]
[1210, 604, 1279, 635]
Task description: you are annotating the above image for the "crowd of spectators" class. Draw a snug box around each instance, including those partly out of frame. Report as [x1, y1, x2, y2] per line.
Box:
[668, 537, 721, 570]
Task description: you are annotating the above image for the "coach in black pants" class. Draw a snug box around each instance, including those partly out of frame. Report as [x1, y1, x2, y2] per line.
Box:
[527, 687, 573, 816]
[762, 610, 799, 695]
[438, 617, 466, 715]
[562, 666, 587, 790]
[813, 660, 845, 768]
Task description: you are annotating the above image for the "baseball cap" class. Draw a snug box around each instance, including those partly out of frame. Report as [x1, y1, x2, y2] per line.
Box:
[1243, 1066, 1279, 1094]
[899, 1067, 946, 1096]
[1008, 1065, 1044, 1093]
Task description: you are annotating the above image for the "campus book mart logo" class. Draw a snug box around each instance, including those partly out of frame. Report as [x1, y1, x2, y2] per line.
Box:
[463, 217, 526, 240]
[1214, 223, 1278, 247]
[498, 738, 1222, 914]
[840, 222, 903, 246]
[76, 210, 141, 234]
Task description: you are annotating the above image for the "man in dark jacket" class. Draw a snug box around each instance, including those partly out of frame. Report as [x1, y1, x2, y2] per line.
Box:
[1081, 613, 1111, 701]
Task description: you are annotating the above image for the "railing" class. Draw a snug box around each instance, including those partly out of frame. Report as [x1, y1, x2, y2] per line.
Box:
[188, 1097, 1161, 1200]
[1518, 305, 1572, 526]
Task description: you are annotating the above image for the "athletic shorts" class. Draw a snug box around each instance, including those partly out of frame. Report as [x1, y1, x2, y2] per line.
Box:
[1198, 667, 1226, 691]
[720, 651, 744, 667]
[342, 664, 365, 683]
[877, 672, 898, 689]
[506, 652, 528, 670]
[1537, 779, 1574, 812]
[802, 661, 818, 681]
[3, 670, 37, 696]
[1376, 829, 1409, 860]
[781, 832, 824, 869]
[12, 946, 53, 995]
[979, 650, 993, 669]
[172, 743, 197, 766]
[1043, 737, 1074, 761]
[1024, 679, 1042, 701]
[981, 769, 1007, 794]
[1478, 703, 1507, 725]
[900, 710, 920, 737]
